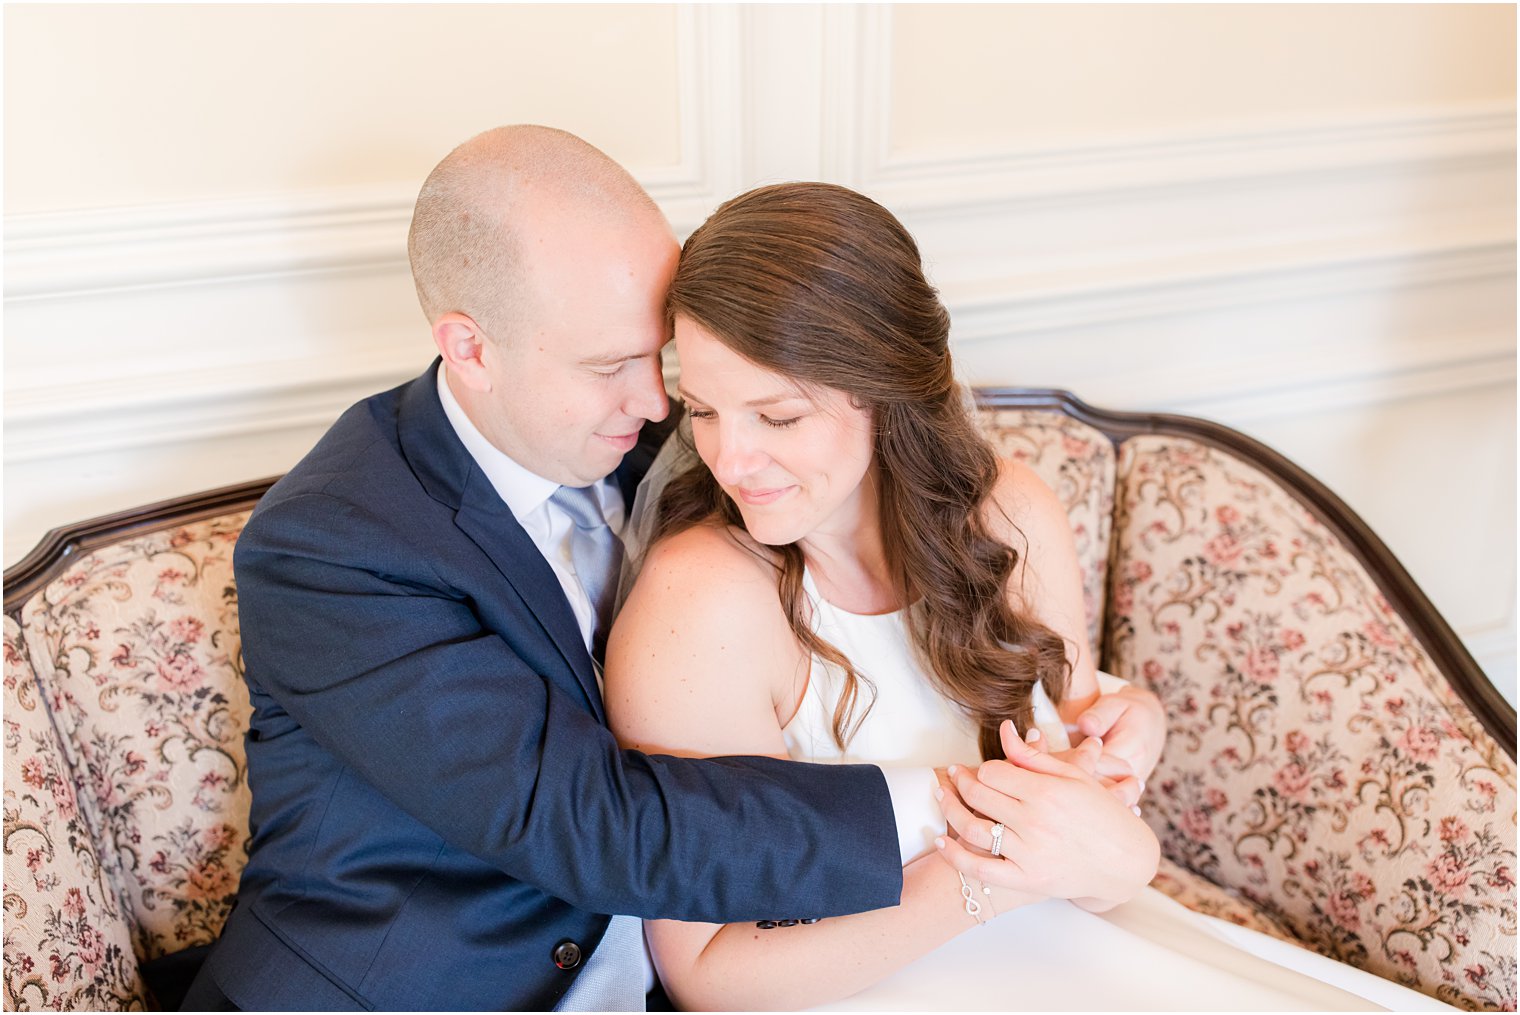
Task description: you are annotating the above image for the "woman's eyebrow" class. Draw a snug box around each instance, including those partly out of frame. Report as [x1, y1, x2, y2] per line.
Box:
[677, 385, 810, 408]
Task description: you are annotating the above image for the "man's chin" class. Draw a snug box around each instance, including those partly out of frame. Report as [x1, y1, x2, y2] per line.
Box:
[567, 444, 631, 487]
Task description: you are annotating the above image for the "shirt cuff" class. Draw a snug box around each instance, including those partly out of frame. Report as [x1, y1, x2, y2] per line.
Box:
[1096, 670, 1130, 694]
[878, 765, 945, 864]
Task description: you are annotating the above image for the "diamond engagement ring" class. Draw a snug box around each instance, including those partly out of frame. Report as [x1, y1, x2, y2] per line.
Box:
[989, 821, 1005, 857]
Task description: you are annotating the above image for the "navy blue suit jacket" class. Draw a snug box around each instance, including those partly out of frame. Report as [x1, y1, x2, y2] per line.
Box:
[198, 363, 902, 1010]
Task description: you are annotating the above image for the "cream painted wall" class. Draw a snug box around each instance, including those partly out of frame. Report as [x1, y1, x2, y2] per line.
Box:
[892, 4, 1515, 151]
[4, 4, 1515, 702]
[4, 4, 682, 212]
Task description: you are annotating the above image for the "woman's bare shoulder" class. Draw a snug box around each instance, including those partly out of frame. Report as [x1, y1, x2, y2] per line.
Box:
[608, 522, 798, 758]
[638, 521, 780, 594]
[983, 458, 1069, 549]
[613, 521, 793, 679]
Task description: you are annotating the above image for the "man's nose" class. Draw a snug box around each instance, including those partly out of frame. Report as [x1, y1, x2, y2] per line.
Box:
[626, 356, 669, 423]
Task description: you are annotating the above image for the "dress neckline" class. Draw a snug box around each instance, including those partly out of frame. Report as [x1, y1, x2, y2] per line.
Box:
[801, 565, 907, 620]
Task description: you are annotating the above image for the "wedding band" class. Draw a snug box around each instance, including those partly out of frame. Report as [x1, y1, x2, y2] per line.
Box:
[989, 821, 1005, 857]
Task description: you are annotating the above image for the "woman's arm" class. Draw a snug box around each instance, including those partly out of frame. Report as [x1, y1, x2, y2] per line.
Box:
[605, 524, 1038, 1011]
[987, 461, 1165, 781]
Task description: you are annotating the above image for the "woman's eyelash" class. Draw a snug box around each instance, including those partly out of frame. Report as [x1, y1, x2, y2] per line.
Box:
[685, 407, 801, 429]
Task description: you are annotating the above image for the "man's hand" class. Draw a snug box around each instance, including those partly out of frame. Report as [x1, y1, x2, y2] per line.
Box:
[1073, 685, 1166, 783]
[1024, 727, 1142, 809]
[935, 721, 1159, 908]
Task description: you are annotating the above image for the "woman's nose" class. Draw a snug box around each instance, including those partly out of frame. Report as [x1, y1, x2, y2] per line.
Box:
[711, 428, 768, 486]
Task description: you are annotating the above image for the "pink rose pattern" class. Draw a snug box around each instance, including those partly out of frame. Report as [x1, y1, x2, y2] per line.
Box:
[1108, 435, 1517, 1011]
[6, 513, 252, 1011]
[979, 410, 1115, 656]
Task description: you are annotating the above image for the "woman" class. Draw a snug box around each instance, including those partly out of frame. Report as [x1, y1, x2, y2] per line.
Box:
[605, 183, 1449, 1011]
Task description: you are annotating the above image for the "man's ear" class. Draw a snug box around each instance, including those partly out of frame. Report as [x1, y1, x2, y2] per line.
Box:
[432, 312, 493, 392]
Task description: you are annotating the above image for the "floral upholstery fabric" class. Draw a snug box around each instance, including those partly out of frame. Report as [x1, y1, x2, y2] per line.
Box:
[5, 615, 148, 1011]
[976, 408, 1115, 658]
[15, 514, 254, 973]
[1107, 434, 1517, 1011]
[1150, 855, 1299, 943]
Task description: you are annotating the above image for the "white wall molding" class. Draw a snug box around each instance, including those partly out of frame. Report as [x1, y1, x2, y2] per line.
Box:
[7, 240, 1509, 462]
[948, 239, 1515, 344]
[738, 5, 827, 184]
[10, 118, 1508, 307]
[657, 3, 745, 228]
[1463, 616, 1518, 704]
[836, 7, 1517, 213]
[4, 349, 433, 463]
[866, 105, 1517, 214]
[1144, 335, 1515, 425]
[817, 3, 877, 186]
[4, 189, 414, 302]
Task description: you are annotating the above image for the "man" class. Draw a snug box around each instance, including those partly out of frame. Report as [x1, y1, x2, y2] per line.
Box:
[183, 126, 929, 1011]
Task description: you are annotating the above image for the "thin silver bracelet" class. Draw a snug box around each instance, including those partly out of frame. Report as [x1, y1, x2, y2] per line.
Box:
[957, 872, 989, 925]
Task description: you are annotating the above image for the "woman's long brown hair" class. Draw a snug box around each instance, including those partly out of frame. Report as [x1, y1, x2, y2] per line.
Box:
[660, 183, 1070, 760]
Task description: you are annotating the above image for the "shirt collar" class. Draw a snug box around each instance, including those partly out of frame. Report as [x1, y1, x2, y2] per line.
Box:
[435, 366, 563, 522]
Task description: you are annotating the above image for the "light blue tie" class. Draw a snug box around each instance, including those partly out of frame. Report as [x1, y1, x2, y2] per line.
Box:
[550, 483, 623, 663]
[548, 485, 646, 1010]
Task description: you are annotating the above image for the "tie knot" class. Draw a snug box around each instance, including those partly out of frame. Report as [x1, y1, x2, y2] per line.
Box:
[551, 484, 608, 532]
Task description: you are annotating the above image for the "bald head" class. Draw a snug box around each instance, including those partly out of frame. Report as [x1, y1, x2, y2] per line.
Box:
[407, 125, 665, 341]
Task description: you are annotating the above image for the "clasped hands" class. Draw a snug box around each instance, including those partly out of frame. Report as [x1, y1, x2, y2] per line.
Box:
[934, 687, 1165, 915]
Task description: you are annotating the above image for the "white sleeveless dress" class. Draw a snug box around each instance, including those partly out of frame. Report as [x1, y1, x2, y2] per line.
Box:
[786, 569, 1453, 1012]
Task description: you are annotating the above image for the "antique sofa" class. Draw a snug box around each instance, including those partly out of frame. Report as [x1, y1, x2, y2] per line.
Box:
[5, 390, 1515, 1011]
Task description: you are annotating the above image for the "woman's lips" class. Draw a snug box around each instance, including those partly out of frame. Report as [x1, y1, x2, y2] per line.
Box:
[734, 485, 796, 506]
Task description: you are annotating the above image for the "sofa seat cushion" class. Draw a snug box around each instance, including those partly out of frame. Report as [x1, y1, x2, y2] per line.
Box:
[1107, 434, 1517, 1011]
[16, 513, 255, 964]
[1150, 855, 1300, 942]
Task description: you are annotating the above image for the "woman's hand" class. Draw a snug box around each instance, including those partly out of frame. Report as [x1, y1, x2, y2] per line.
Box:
[935, 721, 1159, 908]
[1027, 728, 1142, 809]
[1072, 685, 1166, 783]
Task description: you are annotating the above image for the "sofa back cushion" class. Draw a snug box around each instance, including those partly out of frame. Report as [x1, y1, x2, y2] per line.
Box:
[15, 514, 255, 964]
[4, 615, 149, 1009]
[1107, 433, 1517, 1011]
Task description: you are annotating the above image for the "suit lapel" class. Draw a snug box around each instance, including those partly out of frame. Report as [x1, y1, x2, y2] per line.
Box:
[453, 470, 605, 722]
[397, 362, 605, 721]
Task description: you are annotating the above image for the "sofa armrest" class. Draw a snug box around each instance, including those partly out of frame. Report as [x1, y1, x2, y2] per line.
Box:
[4, 615, 148, 1010]
[1107, 434, 1516, 1011]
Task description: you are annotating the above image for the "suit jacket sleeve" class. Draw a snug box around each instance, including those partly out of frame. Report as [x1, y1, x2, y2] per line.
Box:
[235, 489, 904, 922]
